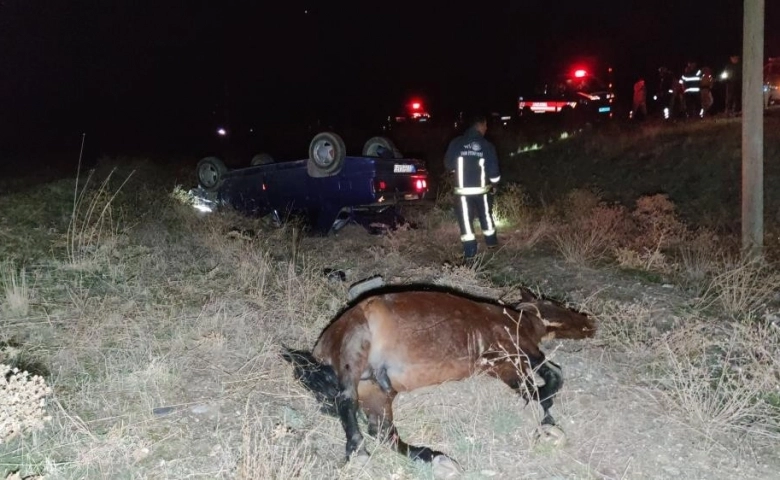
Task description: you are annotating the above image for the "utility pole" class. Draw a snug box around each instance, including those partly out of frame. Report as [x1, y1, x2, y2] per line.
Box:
[741, 0, 765, 258]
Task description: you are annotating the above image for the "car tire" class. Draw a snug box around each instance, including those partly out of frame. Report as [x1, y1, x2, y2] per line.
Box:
[362, 136, 403, 158]
[197, 156, 227, 191]
[307, 131, 346, 177]
[250, 153, 274, 166]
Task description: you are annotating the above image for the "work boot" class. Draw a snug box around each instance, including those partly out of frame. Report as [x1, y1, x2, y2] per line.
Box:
[485, 233, 499, 250]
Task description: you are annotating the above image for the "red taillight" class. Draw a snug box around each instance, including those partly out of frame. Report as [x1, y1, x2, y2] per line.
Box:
[411, 102, 421, 110]
[375, 180, 387, 191]
[414, 179, 427, 191]
[574, 69, 587, 78]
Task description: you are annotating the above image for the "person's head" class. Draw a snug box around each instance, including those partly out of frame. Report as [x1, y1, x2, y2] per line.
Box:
[470, 114, 488, 135]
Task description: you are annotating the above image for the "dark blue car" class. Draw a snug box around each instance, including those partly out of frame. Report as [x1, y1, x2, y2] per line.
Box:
[190, 132, 430, 234]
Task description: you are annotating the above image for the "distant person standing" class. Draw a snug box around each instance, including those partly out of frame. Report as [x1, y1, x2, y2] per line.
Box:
[724, 55, 742, 116]
[657, 67, 675, 119]
[699, 66, 714, 117]
[632, 78, 647, 120]
[444, 114, 501, 261]
[681, 61, 702, 118]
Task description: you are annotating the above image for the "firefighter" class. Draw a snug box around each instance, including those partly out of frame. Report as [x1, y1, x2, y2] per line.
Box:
[700, 66, 714, 117]
[632, 78, 647, 120]
[444, 114, 501, 260]
[657, 67, 676, 120]
[681, 61, 702, 118]
[723, 55, 742, 116]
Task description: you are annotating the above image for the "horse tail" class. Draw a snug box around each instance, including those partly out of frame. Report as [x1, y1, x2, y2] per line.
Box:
[280, 345, 339, 416]
[534, 301, 597, 340]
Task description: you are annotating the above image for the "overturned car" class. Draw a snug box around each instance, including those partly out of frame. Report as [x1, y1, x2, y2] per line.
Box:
[189, 132, 430, 235]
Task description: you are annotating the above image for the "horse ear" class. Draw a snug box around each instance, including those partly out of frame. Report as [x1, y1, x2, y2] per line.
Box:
[515, 286, 540, 304]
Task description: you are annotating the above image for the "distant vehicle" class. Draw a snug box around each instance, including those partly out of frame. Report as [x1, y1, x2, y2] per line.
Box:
[189, 132, 429, 235]
[452, 111, 513, 131]
[765, 57, 780, 107]
[517, 69, 616, 122]
[383, 97, 432, 131]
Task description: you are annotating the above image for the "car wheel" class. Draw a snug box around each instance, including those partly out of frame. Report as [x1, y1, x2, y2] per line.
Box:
[250, 153, 274, 166]
[197, 156, 227, 191]
[362, 136, 403, 158]
[307, 131, 346, 177]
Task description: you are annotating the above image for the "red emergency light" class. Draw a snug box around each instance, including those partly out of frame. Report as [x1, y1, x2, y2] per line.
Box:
[574, 69, 587, 78]
[411, 102, 421, 110]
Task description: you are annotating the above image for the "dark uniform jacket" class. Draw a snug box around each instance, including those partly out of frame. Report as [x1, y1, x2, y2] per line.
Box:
[444, 127, 501, 195]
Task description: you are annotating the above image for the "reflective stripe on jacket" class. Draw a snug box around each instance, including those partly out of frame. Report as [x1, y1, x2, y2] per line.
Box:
[444, 127, 500, 196]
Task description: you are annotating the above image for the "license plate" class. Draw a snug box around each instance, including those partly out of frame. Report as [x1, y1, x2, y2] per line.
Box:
[404, 193, 420, 200]
[598, 106, 611, 113]
[393, 164, 415, 173]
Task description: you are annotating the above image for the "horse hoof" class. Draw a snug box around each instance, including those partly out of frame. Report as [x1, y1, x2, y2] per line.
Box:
[532, 424, 566, 448]
[432, 454, 463, 479]
[348, 450, 372, 468]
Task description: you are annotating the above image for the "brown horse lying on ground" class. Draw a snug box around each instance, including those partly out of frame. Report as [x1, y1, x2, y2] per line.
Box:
[281, 284, 596, 465]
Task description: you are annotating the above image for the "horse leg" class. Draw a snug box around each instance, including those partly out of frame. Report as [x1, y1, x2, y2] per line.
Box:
[487, 355, 563, 426]
[336, 378, 367, 460]
[533, 359, 563, 426]
[335, 338, 372, 460]
[358, 379, 446, 463]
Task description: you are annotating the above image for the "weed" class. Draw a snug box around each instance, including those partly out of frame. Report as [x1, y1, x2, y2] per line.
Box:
[551, 190, 629, 265]
[1, 264, 30, 318]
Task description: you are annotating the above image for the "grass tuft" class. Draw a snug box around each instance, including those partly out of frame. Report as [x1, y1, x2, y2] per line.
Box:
[1, 264, 30, 318]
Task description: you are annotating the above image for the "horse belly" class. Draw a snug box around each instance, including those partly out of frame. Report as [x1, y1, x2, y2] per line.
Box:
[386, 358, 475, 392]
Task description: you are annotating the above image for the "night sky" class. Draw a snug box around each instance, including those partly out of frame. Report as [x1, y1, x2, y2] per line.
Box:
[1, 1, 777, 154]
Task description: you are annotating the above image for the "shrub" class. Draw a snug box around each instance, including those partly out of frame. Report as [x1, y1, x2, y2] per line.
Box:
[551, 189, 629, 265]
[0, 364, 52, 444]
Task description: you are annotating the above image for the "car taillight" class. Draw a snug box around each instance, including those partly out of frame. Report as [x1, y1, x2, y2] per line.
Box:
[375, 180, 387, 192]
[414, 178, 427, 191]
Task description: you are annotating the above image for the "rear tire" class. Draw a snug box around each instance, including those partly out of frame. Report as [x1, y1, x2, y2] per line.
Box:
[307, 131, 346, 177]
[197, 157, 227, 191]
[362, 136, 403, 158]
[250, 153, 274, 166]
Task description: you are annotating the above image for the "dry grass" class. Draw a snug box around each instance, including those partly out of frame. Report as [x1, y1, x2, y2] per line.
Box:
[236, 403, 325, 480]
[65, 168, 133, 268]
[1, 157, 779, 479]
[551, 189, 628, 265]
[651, 320, 780, 447]
[674, 229, 727, 289]
[492, 183, 531, 228]
[697, 255, 780, 320]
[1, 264, 30, 318]
[587, 298, 659, 350]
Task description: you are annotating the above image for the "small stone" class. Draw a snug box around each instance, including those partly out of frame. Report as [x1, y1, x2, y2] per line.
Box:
[191, 404, 210, 414]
